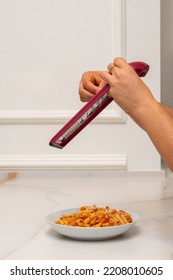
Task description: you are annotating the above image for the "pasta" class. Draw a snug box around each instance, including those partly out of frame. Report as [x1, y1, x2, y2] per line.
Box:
[55, 205, 133, 227]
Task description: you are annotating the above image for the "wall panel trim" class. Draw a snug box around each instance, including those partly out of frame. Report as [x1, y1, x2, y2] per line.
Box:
[0, 154, 127, 171]
[0, 109, 127, 124]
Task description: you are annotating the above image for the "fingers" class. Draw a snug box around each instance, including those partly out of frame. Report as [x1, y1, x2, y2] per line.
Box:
[99, 79, 107, 89]
[78, 71, 106, 102]
[79, 79, 107, 102]
[107, 63, 116, 74]
[113, 57, 128, 67]
[107, 58, 128, 74]
[78, 58, 128, 103]
[79, 80, 95, 102]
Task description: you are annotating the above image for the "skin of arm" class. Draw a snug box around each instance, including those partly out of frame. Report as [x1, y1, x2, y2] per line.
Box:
[134, 101, 173, 171]
[160, 103, 173, 119]
[79, 57, 173, 171]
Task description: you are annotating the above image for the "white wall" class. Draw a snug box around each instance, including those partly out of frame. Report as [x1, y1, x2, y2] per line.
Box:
[0, 0, 162, 172]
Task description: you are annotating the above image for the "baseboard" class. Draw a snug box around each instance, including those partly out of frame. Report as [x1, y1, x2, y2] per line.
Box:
[0, 169, 167, 202]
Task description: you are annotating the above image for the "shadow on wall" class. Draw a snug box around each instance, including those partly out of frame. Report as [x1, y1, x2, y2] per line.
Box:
[161, 0, 173, 107]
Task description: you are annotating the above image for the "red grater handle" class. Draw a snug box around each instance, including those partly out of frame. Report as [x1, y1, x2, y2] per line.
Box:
[49, 61, 149, 149]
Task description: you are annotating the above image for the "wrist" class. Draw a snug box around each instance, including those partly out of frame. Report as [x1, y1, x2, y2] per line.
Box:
[133, 100, 162, 130]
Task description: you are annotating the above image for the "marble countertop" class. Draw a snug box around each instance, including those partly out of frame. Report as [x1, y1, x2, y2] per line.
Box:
[0, 172, 173, 260]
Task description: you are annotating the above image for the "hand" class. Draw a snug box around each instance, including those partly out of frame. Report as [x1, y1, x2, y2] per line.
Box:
[79, 71, 106, 102]
[100, 57, 156, 115]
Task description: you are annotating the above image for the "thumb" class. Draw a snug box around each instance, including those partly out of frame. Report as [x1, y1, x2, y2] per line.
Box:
[96, 79, 107, 93]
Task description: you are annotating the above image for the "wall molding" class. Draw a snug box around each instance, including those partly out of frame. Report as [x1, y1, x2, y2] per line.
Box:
[0, 109, 127, 124]
[0, 154, 127, 171]
[112, 0, 127, 58]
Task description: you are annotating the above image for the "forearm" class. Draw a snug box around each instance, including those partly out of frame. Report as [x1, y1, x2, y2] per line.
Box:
[133, 101, 173, 171]
[160, 103, 173, 119]
[129, 103, 173, 130]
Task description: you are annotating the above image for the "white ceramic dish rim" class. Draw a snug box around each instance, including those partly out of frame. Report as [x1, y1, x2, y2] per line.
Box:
[47, 207, 139, 240]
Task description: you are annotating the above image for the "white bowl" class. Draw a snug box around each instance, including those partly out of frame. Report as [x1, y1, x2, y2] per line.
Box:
[47, 207, 139, 241]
